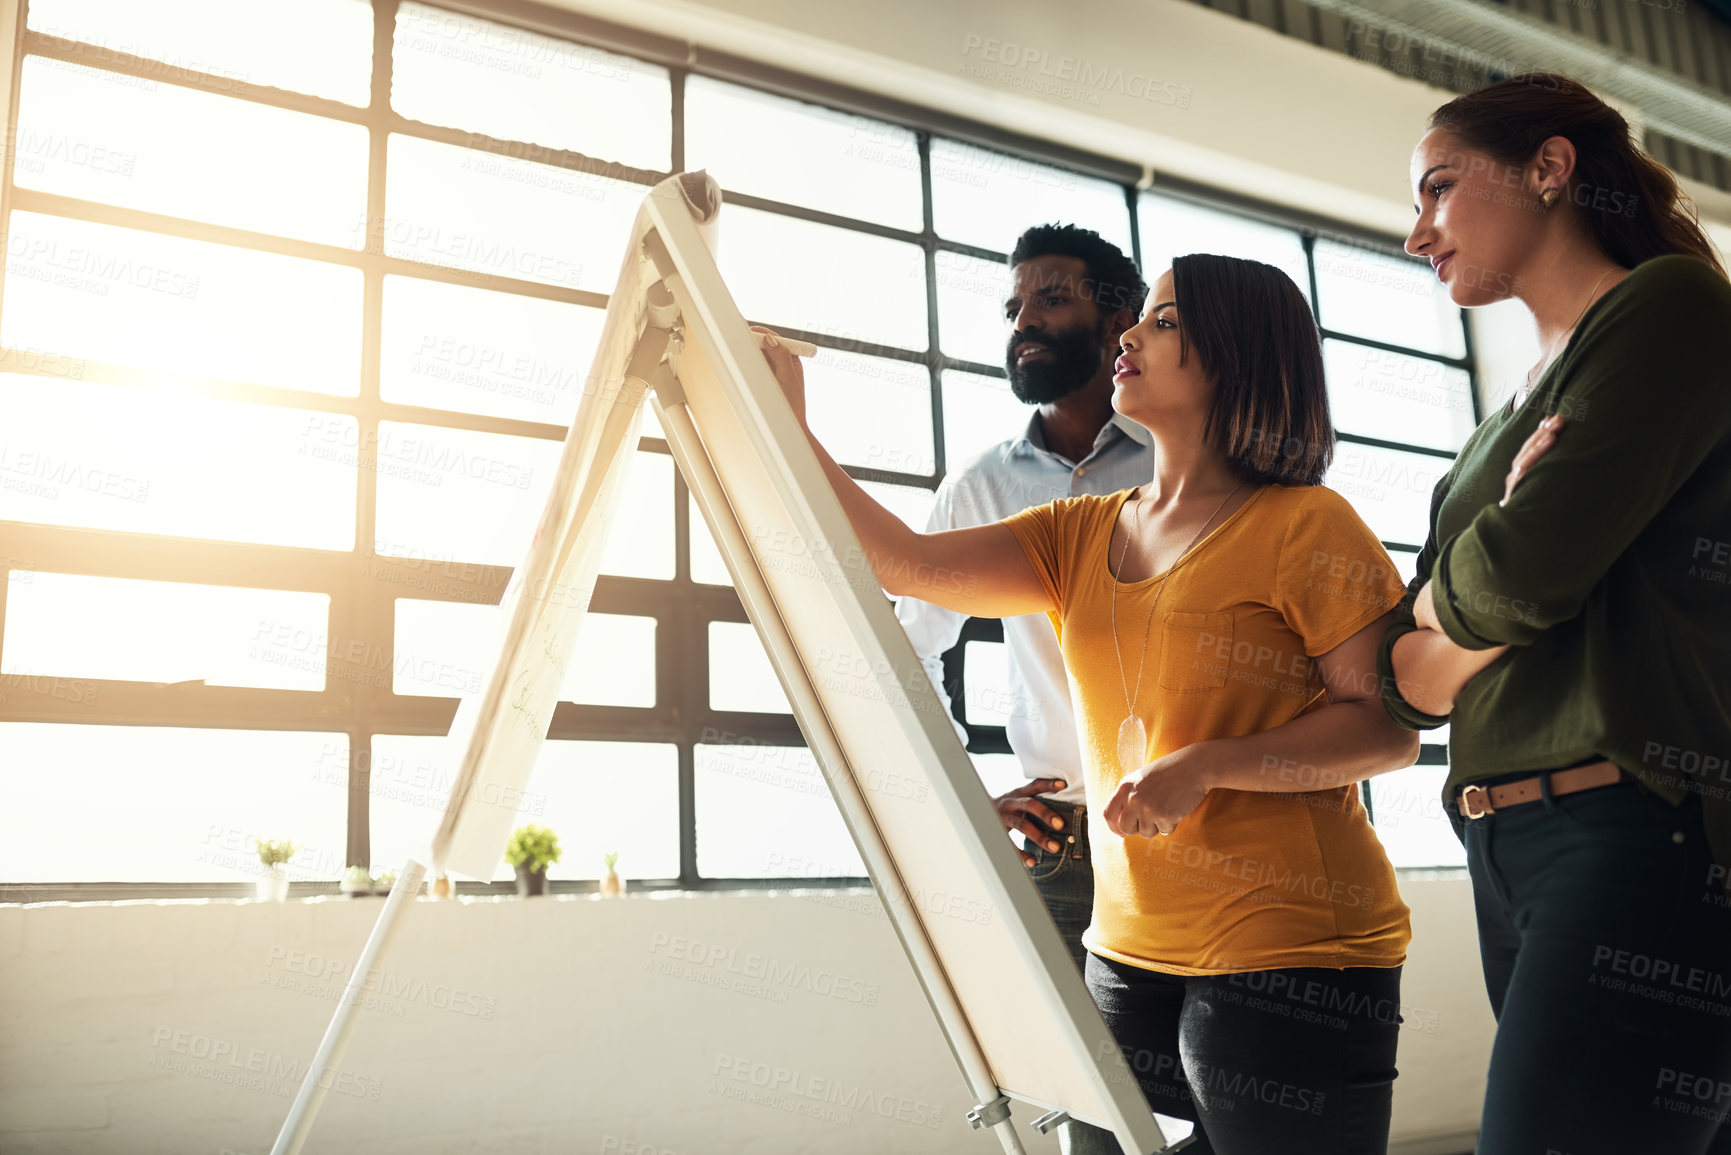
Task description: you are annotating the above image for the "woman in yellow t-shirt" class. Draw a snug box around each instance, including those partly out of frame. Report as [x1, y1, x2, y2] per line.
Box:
[756, 254, 1418, 1155]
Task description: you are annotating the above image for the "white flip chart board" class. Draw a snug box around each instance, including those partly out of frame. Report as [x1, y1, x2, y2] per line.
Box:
[412, 171, 1177, 1153]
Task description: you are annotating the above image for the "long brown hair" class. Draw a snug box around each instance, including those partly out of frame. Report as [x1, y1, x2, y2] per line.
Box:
[1428, 73, 1725, 277]
[1171, 253, 1332, 487]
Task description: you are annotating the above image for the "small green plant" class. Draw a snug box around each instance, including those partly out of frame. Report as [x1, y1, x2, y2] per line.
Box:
[253, 838, 298, 869]
[504, 825, 562, 875]
[372, 869, 397, 890]
[603, 851, 619, 872]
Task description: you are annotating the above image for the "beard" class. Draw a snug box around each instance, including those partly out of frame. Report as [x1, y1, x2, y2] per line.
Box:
[1005, 320, 1110, 404]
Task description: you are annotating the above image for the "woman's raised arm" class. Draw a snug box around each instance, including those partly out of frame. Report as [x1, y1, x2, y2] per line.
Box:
[754, 328, 1054, 620]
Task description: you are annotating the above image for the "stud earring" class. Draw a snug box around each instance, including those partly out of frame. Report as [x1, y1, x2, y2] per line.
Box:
[1540, 187, 1561, 209]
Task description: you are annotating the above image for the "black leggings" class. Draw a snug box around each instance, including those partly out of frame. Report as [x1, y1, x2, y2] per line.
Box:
[1453, 777, 1731, 1154]
[1084, 953, 1402, 1154]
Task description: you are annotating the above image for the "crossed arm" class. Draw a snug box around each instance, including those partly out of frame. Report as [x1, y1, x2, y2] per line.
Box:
[1384, 416, 1565, 717]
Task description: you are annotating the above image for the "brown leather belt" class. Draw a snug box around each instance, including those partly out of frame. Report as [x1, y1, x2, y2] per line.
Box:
[1456, 759, 1632, 819]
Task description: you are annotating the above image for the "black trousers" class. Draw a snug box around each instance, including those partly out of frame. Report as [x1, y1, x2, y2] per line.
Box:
[1084, 952, 1403, 1154]
[1451, 774, 1731, 1155]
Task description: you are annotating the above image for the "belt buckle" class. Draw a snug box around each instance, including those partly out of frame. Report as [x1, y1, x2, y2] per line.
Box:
[1460, 783, 1495, 820]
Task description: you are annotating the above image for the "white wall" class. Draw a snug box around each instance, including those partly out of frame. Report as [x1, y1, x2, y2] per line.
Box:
[0, 883, 1490, 1153]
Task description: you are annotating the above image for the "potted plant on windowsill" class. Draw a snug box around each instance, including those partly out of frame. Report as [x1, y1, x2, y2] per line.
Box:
[253, 838, 297, 902]
[504, 824, 561, 897]
[600, 851, 624, 898]
[341, 865, 373, 897]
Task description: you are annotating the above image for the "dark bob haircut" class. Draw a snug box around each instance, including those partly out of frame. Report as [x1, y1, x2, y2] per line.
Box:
[1170, 252, 1332, 487]
[1009, 223, 1149, 320]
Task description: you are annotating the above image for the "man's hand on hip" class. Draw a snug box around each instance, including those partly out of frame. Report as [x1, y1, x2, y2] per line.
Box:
[994, 778, 1068, 868]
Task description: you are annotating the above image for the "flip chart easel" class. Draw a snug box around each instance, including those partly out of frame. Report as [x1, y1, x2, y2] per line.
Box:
[269, 172, 1187, 1155]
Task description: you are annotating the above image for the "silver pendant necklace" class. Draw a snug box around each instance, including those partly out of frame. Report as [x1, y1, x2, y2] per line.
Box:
[1109, 480, 1246, 777]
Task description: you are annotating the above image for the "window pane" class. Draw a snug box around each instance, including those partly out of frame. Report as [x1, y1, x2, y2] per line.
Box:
[805, 350, 933, 476]
[597, 451, 674, 579]
[1324, 340, 1475, 452]
[695, 742, 863, 878]
[689, 493, 732, 588]
[962, 640, 1011, 727]
[685, 75, 920, 231]
[372, 434, 670, 577]
[3, 572, 328, 690]
[1368, 764, 1466, 868]
[16, 56, 369, 247]
[557, 614, 659, 707]
[1314, 238, 1466, 358]
[392, 3, 670, 172]
[0, 724, 346, 881]
[383, 134, 646, 294]
[970, 752, 1029, 798]
[1390, 547, 1420, 586]
[1324, 442, 1449, 547]
[28, 0, 374, 105]
[859, 480, 937, 531]
[380, 275, 606, 426]
[930, 138, 1132, 253]
[2, 212, 363, 393]
[1138, 193, 1309, 301]
[708, 620, 789, 714]
[372, 423, 555, 567]
[715, 206, 927, 351]
[941, 368, 1027, 471]
[935, 249, 1011, 367]
[392, 597, 655, 706]
[0, 376, 356, 548]
[370, 736, 679, 881]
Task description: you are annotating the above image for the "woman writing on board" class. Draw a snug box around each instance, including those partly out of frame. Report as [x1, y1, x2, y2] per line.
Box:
[756, 253, 1419, 1155]
[1381, 73, 1731, 1153]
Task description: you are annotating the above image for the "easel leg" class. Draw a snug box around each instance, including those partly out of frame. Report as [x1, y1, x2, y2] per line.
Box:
[270, 857, 428, 1155]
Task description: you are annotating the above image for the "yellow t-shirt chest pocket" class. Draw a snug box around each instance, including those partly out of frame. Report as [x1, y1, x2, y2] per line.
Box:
[1157, 611, 1234, 692]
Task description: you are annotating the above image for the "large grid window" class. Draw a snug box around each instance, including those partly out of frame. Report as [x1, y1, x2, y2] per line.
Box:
[0, 0, 1471, 897]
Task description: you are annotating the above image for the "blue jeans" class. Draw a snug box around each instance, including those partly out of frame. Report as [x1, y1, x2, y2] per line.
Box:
[1451, 771, 1731, 1154]
[1024, 799, 1122, 1153]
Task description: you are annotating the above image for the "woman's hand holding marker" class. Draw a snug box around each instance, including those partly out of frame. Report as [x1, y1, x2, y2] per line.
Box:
[749, 325, 813, 427]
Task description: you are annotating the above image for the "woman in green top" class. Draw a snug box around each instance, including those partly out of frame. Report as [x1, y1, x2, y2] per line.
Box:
[1380, 73, 1731, 1153]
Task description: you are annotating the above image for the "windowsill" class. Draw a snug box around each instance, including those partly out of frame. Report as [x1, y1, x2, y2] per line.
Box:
[1, 869, 1469, 906]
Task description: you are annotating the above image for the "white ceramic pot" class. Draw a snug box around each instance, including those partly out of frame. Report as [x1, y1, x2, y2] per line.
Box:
[256, 867, 290, 902]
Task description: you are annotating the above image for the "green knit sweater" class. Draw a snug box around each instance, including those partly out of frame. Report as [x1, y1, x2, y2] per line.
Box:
[1376, 254, 1731, 877]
